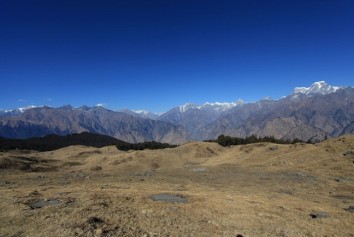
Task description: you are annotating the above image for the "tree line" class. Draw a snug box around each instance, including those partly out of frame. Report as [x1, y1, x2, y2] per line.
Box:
[116, 141, 177, 151]
[0, 132, 177, 152]
[0, 132, 306, 152]
[205, 134, 305, 147]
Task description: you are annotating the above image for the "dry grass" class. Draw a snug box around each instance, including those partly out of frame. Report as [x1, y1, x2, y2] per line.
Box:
[0, 135, 353, 236]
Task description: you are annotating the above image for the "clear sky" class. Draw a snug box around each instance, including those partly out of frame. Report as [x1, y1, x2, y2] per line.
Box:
[1, 0, 353, 113]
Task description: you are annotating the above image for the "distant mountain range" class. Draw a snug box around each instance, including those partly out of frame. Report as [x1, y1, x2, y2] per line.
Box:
[1, 81, 353, 143]
[0, 105, 187, 144]
[158, 81, 354, 142]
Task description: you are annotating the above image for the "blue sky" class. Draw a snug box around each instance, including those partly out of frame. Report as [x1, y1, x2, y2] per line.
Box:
[1, 0, 353, 113]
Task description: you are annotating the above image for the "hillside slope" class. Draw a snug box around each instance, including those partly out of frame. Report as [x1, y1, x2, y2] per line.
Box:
[0, 135, 353, 236]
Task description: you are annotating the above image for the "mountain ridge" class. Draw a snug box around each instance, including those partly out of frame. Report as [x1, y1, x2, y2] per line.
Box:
[0, 81, 353, 143]
[1, 81, 347, 117]
[205, 87, 353, 141]
[0, 106, 188, 144]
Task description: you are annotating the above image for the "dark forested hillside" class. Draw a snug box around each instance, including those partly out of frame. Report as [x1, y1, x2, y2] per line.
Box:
[0, 132, 121, 151]
[0, 132, 178, 152]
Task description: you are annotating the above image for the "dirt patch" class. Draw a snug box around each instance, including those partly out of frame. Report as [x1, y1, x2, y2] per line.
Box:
[332, 195, 354, 200]
[0, 156, 57, 172]
[90, 166, 102, 171]
[63, 162, 81, 166]
[77, 150, 102, 157]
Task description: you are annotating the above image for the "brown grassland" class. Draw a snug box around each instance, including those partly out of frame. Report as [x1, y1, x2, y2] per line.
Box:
[0, 135, 353, 236]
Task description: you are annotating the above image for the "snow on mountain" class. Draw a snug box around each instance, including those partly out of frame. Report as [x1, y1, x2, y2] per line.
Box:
[260, 96, 273, 101]
[17, 105, 39, 112]
[133, 110, 152, 115]
[118, 109, 159, 120]
[294, 81, 342, 95]
[1, 81, 349, 119]
[132, 110, 159, 119]
[0, 105, 40, 117]
[177, 99, 244, 113]
[178, 103, 198, 113]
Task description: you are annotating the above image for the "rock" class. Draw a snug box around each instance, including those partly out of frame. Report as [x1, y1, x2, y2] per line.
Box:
[88, 217, 104, 225]
[309, 211, 329, 219]
[345, 206, 354, 213]
[343, 151, 354, 157]
[269, 146, 278, 151]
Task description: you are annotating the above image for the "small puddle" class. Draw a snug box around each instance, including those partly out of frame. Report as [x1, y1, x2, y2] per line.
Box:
[29, 199, 61, 209]
[150, 194, 187, 203]
[191, 167, 208, 172]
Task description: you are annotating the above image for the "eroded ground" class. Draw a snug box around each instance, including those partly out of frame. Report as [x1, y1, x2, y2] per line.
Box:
[0, 136, 353, 236]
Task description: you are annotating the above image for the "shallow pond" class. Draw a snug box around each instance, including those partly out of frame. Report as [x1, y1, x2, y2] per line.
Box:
[29, 199, 61, 209]
[150, 194, 187, 203]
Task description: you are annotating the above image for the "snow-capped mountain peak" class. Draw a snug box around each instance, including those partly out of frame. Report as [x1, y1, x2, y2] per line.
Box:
[6, 105, 39, 113]
[177, 100, 244, 113]
[202, 100, 244, 111]
[178, 103, 198, 113]
[133, 110, 152, 115]
[294, 81, 341, 95]
[130, 110, 159, 119]
[0, 105, 42, 118]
